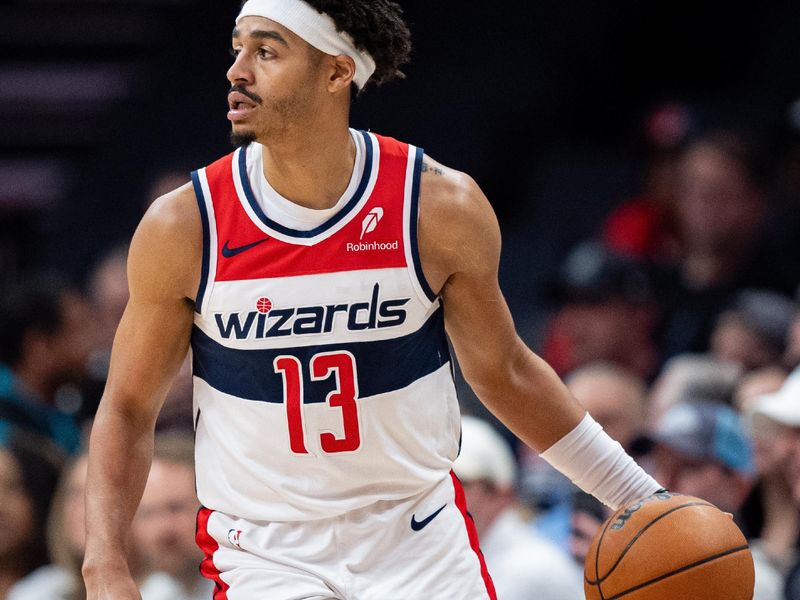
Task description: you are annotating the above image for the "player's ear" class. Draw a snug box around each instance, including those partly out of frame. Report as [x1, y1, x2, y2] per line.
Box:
[327, 54, 356, 94]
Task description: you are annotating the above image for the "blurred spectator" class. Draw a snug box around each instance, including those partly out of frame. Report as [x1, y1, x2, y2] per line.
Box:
[542, 241, 660, 379]
[649, 395, 792, 596]
[0, 274, 92, 453]
[656, 130, 792, 358]
[748, 369, 800, 599]
[674, 131, 769, 289]
[568, 492, 610, 568]
[82, 245, 129, 422]
[601, 102, 692, 263]
[8, 452, 88, 600]
[785, 311, 800, 370]
[734, 366, 788, 414]
[83, 244, 194, 433]
[87, 244, 129, 355]
[154, 356, 194, 433]
[453, 416, 583, 600]
[9, 449, 148, 600]
[0, 429, 63, 599]
[647, 353, 741, 426]
[710, 289, 797, 372]
[743, 381, 799, 600]
[651, 399, 754, 516]
[133, 433, 212, 600]
[565, 361, 648, 452]
[517, 445, 575, 549]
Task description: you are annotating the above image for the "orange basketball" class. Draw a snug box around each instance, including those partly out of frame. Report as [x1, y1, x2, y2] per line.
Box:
[584, 491, 754, 600]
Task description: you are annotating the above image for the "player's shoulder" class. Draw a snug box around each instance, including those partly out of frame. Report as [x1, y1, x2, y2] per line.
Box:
[416, 154, 500, 281]
[128, 181, 202, 299]
[419, 155, 482, 209]
[418, 154, 498, 239]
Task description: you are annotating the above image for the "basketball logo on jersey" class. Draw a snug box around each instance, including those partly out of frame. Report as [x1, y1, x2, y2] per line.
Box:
[360, 207, 384, 240]
[227, 528, 243, 549]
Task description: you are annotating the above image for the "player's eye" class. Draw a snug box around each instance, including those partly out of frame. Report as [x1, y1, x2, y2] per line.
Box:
[229, 47, 242, 58]
[257, 47, 274, 59]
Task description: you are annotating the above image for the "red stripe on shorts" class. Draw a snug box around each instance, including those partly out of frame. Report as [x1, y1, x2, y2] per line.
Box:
[449, 470, 498, 600]
[196, 507, 230, 600]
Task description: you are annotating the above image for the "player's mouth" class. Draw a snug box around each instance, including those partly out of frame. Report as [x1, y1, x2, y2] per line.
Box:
[228, 91, 259, 122]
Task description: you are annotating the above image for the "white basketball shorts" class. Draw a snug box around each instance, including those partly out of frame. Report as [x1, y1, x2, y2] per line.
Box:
[195, 472, 496, 600]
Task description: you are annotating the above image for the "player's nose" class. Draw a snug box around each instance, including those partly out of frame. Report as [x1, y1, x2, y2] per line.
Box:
[227, 53, 254, 86]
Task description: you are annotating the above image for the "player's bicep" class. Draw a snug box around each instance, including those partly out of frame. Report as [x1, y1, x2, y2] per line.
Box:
[104, 293, 193, 421]
[100, 186, 200, 423]
[432, 183, 522, 387]
[442, 267, 521, 388]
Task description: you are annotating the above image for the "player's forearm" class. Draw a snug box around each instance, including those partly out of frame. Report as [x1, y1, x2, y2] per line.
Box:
[467, 340, 661, 509]
[83, 400, 156, 578]
[466, 339, 585, 452]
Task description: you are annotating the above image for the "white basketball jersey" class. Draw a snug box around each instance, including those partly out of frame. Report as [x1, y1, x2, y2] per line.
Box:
[189, 131, 461, 521]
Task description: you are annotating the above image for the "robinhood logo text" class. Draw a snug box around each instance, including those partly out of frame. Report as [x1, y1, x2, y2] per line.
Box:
[346, 240, 399, 252]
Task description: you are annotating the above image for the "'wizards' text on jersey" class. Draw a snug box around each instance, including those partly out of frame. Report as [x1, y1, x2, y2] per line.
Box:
[190, 132, 461, 521]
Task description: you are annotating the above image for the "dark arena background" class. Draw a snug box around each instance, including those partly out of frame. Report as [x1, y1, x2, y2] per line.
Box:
[3, 2, 799, 303]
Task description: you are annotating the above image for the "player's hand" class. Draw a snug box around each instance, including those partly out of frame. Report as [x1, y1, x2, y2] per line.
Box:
[652, 489, 734, 520]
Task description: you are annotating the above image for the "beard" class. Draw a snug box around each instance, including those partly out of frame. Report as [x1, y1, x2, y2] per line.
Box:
[230, 130, 257, 148]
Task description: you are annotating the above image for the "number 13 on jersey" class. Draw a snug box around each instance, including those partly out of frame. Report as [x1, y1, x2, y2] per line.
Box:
[273, 351, 361, 455]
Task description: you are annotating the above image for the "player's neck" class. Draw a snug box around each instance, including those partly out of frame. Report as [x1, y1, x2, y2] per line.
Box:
[259, 119, 356, 211]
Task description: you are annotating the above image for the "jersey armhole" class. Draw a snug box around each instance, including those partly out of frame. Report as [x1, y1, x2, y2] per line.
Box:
[190, 169, 216, 314]
[406, 147, 438, 304]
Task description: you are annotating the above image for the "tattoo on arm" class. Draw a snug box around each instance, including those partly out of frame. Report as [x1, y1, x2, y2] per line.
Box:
[421, 161, 445, 176]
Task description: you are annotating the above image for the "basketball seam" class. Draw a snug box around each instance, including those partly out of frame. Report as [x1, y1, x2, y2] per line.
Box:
[601, 545, 750, 600]
[586, 501, 714, 586]
[594, 502, 620, 600]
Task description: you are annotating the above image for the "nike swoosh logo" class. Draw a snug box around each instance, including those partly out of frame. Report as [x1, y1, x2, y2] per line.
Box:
[410, 504, 446, 531]
[221, 238, 269, 258]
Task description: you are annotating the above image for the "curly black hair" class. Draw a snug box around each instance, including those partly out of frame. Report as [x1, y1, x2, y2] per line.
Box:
[240, 0, 412, 90]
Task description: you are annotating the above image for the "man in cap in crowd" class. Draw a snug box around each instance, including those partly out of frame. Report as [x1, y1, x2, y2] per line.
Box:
[651, 398, 755, 516]
[453, 416, 584, 600]
[651, 398, 795, 599]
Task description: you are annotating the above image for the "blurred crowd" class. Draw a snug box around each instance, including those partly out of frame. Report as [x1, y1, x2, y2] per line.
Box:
[456, 105, 800, 599]
[0, 102, 799, 599]
[0, 224, 205, 597]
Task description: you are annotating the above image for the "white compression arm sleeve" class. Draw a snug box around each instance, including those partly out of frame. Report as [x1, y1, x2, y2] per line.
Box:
[539, 413, 662, 511]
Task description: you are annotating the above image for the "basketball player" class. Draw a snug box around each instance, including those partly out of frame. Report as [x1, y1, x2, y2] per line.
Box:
[83, 1, 662, 598]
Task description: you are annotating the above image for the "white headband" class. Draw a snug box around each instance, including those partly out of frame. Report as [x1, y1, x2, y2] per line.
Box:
[237, 0, 376, 90]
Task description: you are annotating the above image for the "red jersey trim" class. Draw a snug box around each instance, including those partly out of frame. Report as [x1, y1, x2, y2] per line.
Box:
[201, 133, 412, 282]
[196, 508, 230, 599]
